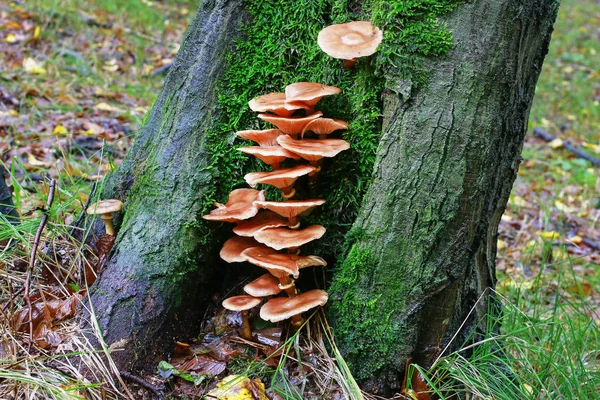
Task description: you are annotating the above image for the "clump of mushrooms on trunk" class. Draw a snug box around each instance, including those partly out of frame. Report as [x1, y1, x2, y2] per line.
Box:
[203, 82, 349, 340]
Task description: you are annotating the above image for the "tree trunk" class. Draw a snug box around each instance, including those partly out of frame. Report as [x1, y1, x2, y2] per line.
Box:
[81, 0, 559, 390]
[82, 0, 248, 370]
[329, 0, 559, 394]
[0, 167, 18, 224]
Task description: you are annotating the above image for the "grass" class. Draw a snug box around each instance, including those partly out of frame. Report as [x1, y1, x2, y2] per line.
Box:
[0, 0, 598, 398]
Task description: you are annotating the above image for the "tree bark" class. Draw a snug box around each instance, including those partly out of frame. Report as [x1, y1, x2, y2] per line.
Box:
[329, 0, 559, 394]
[81, 0, 559, 390]
[0, 167, 18, 224]
[82, 0, 247, 370]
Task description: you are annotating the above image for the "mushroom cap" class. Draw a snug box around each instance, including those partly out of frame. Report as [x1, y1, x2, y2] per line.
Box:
[245, 165, 317, 189]
[317, 21, 383, 60]
[242, 246, 326, 278]
[243, 273, 282, 297]
[237, 146, 301, 166]
[284, 82, 341, 106]
[220, 236, 261, 263]
[203, 189, 266, 222]
[253, 225, 326, 250]
[233, 211, 290, 237]
[236, 129, 282, 147]
[258, 112, 323, 135]
[248, 92, 310, 117]
[254, 199, 325, 219]
[301, 118, 348, 138]
[222, 295, 262, 311]
[86, 199, 123, 215]
[276, 135, 350, 162]
[260, 289, 328, 322]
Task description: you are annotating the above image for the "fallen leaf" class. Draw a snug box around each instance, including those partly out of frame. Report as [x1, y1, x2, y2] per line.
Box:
[5, 33, 17, 43]
[548, 138, 564, 149]
[538, 231, 559, 240]
[53, 125, 68, 135]
[206, 375, 269, 400]
[23, 57, 46, 74]
[94, 102, 119, 112]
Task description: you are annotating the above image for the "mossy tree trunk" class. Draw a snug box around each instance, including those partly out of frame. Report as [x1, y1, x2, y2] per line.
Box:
[329, 0, 559, 394]
[81, 0, 559, 391]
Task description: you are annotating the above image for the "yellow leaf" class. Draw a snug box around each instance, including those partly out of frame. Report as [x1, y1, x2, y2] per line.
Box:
[567, 235, 582, 245]
[27, 153, 50, 167]
[94, 102, 119, 112]
[538, 231, 559, 240]
[497, 239, 507, 250]
[555, 200, 577, 213]
[582, 142, 600, 154]
[510, 196, 529, 207]
[53, 125, 68, 135]
[23, 57, 46, 74]
[548, 138, 563, 149]
[206, 375, 269, 400]
[33, 26, 40, 39]
[5, 33, 17, 43]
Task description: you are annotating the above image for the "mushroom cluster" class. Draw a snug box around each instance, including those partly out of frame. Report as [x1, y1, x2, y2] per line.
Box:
[203, 82, 349, 339]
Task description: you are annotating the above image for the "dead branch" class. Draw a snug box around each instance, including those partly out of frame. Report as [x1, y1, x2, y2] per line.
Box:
[533, 128, 600, 168]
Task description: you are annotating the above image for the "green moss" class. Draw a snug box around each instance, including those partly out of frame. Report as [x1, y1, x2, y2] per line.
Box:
[200, 0, 462, 257]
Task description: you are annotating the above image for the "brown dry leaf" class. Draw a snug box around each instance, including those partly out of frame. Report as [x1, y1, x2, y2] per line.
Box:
[566, 282, 593, 297]
[171, 354, 226, 377]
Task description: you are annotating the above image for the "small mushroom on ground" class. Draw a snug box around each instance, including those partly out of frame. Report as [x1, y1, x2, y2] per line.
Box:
[233, 211, 290, 237]
[317, 21, 383, 68]
[248, 92, 310, 117]
[236, 129, 283, 146]
[254, 199, 325, 228]
[258, 112, 323, 136]
[253, 225, 326, 251]
[237, 146, 301, 169]
[86, 199, 124, 236]
[222, 295, 261, 340]
[220, 236, 262, 263]
[260, 289, 329, 326]
[244, 165, 317, 198]
[202, 189, 266, 222]
[243, 273, 282, 297]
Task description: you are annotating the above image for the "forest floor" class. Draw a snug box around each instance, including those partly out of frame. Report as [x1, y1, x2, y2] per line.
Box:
[0, 0, 599, 399]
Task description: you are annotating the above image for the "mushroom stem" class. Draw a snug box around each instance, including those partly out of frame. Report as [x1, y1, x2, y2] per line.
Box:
[308, 164, 322, 194]
[343, 58, 358, 69]
[241, 310, 253, 340]
[100, 214, 115, 236]
[281, 187, 296, 199]
[288, 216, 299, 228]
[271, 162, 281, 170]
[291, 315, 304, 329]
[278, 276, 297, 298]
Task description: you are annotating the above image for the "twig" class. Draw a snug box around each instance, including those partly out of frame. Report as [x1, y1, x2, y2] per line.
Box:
[24, 179, 56, 350]
[69, 181, 97, 237]
[533, 128, 600, 168]
[582, 237, 600, 251]
[120, 371, 165, 400]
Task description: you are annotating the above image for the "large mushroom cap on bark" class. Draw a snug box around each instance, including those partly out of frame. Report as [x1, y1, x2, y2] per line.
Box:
[260, 289, 329, 322]
[203, 189, 265, 222]
[220, 236, 262, 263]
[284, 82, 341, 106]
[237, 146, 301, 166]
[248, 92, 310, 117]
[258, 112, 322, 135]
[242, 246, 326, 278]
[317, 21, 383, 60]
[253, 225, 326, 250]
[86, 199, 123, 215]
[276, 135, 350, 162]
[236, 129, 282, 147]
[254, 199, 325, 219]
[301, 118, 348, 137]
[243, 273, 282, 297]
[245, 165, 317, 189]
[233, 211, 290, 237]
[222, 295, 262, 311]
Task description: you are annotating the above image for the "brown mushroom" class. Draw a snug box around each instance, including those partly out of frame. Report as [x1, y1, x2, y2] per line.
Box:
[248, 92, 310, 117]
[317, 21, 383, 68]
[276, 135, 350, 163]
[237, 146, 301, 169]
[202, 189, 265, 222]
[86, 199, 123, 236]
[258, 112, 323, 136]
[244, 165, 317, 198]
[253, 225, 326, 251]
[222, 295, 261, 340]
[232, 211, 290, 237]
[236, 129, 282, 147]
[254, 199, 325, 228]
[243, 273, 282, 297]
[220, 236, 261, 263]
[301, 117, 348, 139]
[242, 246, 327, 279]
[260, 289, 328, 324]
[284, 82, 341, 111]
